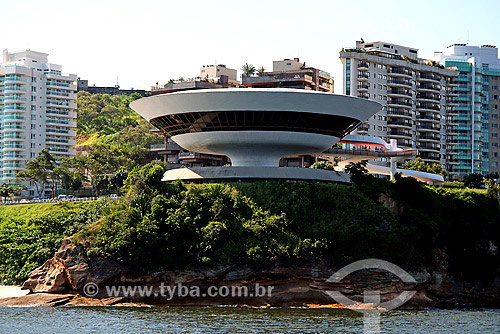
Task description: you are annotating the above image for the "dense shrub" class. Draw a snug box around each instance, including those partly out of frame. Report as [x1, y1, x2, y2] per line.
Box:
[2, 162, 499, 283]
[0, 201, 111, 284]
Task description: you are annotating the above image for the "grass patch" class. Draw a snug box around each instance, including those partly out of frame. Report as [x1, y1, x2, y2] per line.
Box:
[0, 201, 92, 222]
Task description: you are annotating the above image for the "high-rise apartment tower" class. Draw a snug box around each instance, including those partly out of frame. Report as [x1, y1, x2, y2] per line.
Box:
[0, 50, 77, 196]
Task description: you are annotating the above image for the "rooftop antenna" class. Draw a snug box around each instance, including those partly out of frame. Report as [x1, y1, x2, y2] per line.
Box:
[116, 76, 119, 88]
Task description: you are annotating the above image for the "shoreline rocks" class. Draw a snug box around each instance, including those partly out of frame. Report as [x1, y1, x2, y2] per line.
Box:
[11, 238, 500, 309]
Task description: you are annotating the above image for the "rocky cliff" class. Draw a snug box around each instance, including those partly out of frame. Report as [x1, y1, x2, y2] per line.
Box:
[12, 237, 499, 309]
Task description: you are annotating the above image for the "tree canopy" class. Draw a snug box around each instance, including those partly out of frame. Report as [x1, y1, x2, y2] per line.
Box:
[402, 157, 448, 177]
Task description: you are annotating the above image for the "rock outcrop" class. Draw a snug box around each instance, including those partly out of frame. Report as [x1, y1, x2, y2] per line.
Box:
[17, 232, 500, 309]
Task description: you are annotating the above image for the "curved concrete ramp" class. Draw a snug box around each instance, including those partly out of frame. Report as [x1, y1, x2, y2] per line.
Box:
[367, 163, 444, 184]
[162, 166, 351, 183]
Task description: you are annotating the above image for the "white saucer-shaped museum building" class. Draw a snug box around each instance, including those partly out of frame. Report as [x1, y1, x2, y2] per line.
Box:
[131, 89, 381, 182]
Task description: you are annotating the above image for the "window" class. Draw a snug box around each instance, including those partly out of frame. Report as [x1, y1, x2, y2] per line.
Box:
[31, 96, 36, 101]
[31, 106, 36, 111]
[492, 124, 498, 128]
[32, 86, 36, 92]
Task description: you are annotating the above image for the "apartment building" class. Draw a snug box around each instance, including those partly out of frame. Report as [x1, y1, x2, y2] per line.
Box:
[434, 44, 500, 177]
[152, 64, 239, 95]
[77, 78, 148, 96]
[242, 58, 334, 93]
[0, 49, 77, 196]
[149, 64, 239, 167]
[340, 41, 458, 173]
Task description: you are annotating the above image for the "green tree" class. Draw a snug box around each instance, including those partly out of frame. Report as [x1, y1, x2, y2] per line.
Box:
[257, 66, 265, 74]
[310, 161, 335, 170]
[241, 63, 256, 77]
[55, 162, 86, 195]
[402, 157, 448, 177]
[0, 183, 26, 202]
[463, 173, 484, 189]
[345, 160, 368, 182]
[16, 149, 55, 198]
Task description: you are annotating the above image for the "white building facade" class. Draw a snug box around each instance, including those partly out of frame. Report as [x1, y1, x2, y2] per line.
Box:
[0, 50, 77, 196]
[340, 41, 458, 173]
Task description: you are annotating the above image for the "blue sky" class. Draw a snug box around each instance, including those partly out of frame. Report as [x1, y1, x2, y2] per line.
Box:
[2, 0, 499, 92]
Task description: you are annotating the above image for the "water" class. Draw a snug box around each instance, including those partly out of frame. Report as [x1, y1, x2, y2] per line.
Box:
[0, 306, 498, 333]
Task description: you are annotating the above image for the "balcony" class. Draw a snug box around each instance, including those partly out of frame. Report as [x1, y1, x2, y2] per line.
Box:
[387, 88, 412, 98]
[417, 103, 440, 112]
[242, 73, 314, 86]
[319, 81, 333, 92]
[4, 76, 27, 84]
[355, 124, 369, 133]
[418, 124, 441, 133]
[419, 152, 441, 163]
[3, 104, 26, 112]
[46, 90, 76, 100]
[3, 125, 26, 132]
[417, 114, 440, 123]
[388, 130, 412, 138]
[388, 67, 412, 78]
[178, 152, 225, 163]
[387, 78, 412, 89]
[417, 145, 441, 153]
[417, 134, 440, 142]
[3, 85, 26, 94]
[357, 93, 369, 99]
[3, 144, 25, 151]
[418, 83, 441, 92]
[388, 99, 412, 109]
[387, 108, 412, 119]
[357, 72, 369, 81]
[3, 95, 26, 103]
[46, 81, 77, 91]
[357, 62, 369, 70]
[357, 83, 369, 91]
[387, 120, 412, 129]
[417, 93, 440, 103]
[3, 115, 25, 122]
[150, 142, 182, 155]
[419, 73, 441, 83]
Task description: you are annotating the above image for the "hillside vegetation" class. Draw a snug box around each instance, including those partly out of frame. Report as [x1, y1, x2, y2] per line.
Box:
[0, 201, 109, 284]
[76, 92, 162, 168]
[1, 163, 499, 285]
[0, 201, 90, 222]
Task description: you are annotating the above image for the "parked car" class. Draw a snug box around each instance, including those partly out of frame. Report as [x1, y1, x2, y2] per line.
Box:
[110, 194, 118, 199]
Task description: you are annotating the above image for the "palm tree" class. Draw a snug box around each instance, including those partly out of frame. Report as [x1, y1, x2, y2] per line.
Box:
[241, 63, 256, 77]
[257, 66, 265, 75]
